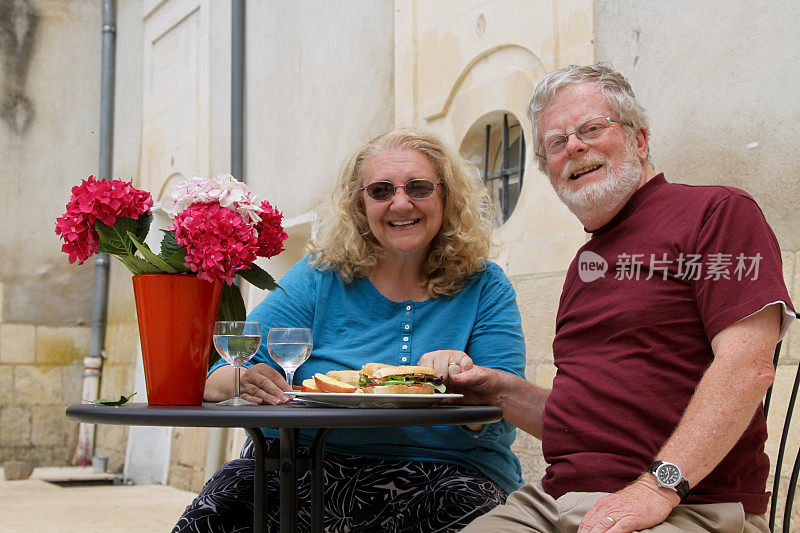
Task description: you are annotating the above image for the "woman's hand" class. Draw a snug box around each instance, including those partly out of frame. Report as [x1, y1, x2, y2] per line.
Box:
[417, 350, 474, 382]
[238, 363, 293, 405]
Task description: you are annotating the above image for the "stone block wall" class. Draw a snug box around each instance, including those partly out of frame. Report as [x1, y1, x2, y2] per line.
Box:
[0, 302, 88, 466]
[169, 427, 210, 492]
[509, 271, 565, 483]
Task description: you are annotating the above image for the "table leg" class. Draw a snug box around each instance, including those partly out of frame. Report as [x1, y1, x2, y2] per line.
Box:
[245, 428, 267, 533]
[310, 428, 335, 533]
[279, 427, 299, 533]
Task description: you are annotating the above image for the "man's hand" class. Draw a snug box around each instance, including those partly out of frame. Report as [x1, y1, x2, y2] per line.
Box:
[239, 363, 293, 405]
[447, 365, 505, 406]
[578, 476, 679, 533]
[449, 365, 550, 439]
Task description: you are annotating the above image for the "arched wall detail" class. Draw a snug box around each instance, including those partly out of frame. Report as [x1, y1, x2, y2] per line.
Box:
[422, 44, 546, 122]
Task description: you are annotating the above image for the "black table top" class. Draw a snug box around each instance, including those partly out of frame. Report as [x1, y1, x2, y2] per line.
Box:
[66, 402, 503, 429]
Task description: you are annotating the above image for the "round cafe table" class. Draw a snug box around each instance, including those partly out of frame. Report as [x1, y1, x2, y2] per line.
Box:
[66, 401, 503, 533]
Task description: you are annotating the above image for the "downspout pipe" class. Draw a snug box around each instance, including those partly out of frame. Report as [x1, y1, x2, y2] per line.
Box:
[205, 0, 246, 481]
[231, 0, 245, 184]
[73, 0, 116, 466]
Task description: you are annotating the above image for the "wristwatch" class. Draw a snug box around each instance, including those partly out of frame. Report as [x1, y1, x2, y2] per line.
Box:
[648, 461, 690, 499]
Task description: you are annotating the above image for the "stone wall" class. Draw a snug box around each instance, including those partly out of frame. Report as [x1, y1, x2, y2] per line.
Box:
[0, 0, 101, 468]
[0, 311, 88, 465]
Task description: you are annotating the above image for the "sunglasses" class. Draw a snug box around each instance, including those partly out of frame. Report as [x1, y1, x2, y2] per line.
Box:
[361, 179, 442, 201]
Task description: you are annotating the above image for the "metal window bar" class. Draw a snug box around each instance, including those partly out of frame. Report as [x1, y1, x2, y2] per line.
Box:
[483, 114, 525, 222]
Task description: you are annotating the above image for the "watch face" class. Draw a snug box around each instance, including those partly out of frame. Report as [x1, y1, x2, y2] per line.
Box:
[657, 463, 681, 486]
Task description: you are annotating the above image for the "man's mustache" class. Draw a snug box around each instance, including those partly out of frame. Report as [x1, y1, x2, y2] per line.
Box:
[559, 155, 607, 182]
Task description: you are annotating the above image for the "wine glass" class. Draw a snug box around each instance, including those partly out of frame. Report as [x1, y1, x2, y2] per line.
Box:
[213, 321, 262, 406]
[267, 327, 313, 388]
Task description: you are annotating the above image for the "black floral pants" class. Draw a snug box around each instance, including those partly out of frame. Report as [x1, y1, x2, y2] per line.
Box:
[173, 437, 508, 532]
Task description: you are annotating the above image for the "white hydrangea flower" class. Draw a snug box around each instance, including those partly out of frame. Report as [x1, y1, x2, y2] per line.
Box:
[161, 174, 263, 224]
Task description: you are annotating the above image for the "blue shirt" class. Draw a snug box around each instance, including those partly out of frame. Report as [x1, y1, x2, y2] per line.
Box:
[210, 257, 526, 492]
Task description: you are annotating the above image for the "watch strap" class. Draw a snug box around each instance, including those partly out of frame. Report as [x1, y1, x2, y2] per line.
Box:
[674, 478, 690, 499]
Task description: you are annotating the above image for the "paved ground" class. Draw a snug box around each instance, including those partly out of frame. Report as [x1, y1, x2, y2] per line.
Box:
[0, 466, 195, 532]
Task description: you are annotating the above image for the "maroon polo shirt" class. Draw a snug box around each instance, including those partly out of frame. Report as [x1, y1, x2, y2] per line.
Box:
[541, 174, 793, 513]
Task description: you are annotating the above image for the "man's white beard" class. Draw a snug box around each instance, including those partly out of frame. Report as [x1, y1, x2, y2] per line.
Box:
[549, 141, 642, 227]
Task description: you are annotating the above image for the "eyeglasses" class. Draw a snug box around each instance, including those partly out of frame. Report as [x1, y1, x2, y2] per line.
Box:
[539, 116, 633, 156]
[361, 179, 442, 201]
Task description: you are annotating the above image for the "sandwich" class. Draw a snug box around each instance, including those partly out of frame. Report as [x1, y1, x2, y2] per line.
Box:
[359, 363, 446, 394]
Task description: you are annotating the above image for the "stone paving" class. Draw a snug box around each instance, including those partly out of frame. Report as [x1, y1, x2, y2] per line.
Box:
[0, 466, 194, 532]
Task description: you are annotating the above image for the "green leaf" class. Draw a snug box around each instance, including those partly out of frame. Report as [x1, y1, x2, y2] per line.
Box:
[218, 283, 247, 322]
[156, 230, 190, 272]
[127, 232, 178, 273]
[159, 230, 182, 257]
[134, 211, 153, 242]
[238, 263, 282, 293]
[157, 230, 189, 271]
[163, 252, 189, 271]
[96, 217, 138, 255]
[92, 392, 136, 406]
[116, 254, 161, 275]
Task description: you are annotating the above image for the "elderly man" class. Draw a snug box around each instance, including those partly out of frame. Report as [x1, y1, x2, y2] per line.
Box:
[454, 64, 795, 532]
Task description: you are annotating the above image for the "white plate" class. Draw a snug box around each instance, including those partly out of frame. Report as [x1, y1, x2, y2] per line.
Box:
[285, 391, 463, 408]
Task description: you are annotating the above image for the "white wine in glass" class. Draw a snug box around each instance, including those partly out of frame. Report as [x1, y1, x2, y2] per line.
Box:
[267, 327, 312, 387]
[213, 321, 261, 406]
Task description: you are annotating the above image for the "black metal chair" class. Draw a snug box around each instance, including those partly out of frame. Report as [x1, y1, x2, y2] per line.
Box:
[764, 310, 800, 532]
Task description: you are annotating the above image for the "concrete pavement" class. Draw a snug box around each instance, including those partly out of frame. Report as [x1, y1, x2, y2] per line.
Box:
[0, 466, 195, 532]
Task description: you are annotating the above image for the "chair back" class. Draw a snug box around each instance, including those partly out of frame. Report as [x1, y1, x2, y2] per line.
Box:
[765, 311, 800, 532]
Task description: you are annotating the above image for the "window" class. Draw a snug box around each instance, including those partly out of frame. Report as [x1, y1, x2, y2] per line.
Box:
[461, 112, 525, 226]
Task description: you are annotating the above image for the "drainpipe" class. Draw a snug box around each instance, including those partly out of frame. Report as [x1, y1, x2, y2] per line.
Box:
[231, 0, 245, 184]
[72, 0, 116, 466]
[204, 0, 246, 480]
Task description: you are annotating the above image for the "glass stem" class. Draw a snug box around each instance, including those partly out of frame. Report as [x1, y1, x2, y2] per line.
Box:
[234, 366, 241, 398]
[285, 369, 295, 388]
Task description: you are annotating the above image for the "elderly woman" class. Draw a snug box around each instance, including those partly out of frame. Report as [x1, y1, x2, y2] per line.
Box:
[174, 128, 526, 532]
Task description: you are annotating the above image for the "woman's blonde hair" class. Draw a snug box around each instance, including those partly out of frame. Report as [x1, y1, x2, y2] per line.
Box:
[307, 127, 495, 298]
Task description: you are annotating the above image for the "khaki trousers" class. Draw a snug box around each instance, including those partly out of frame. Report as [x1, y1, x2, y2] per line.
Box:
[461, 481, 769, 533]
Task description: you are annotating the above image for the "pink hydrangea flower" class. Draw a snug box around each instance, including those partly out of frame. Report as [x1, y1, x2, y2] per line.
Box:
[170, 203, 259, 284]
[55, 175, 153, 265]
[255, 200, 288, 259]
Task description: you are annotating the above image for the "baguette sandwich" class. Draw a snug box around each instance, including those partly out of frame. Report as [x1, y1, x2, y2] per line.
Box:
[359, 363, 446, 394]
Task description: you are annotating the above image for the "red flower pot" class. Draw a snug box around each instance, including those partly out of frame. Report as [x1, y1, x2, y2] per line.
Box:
[132, 274, 223, 405]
